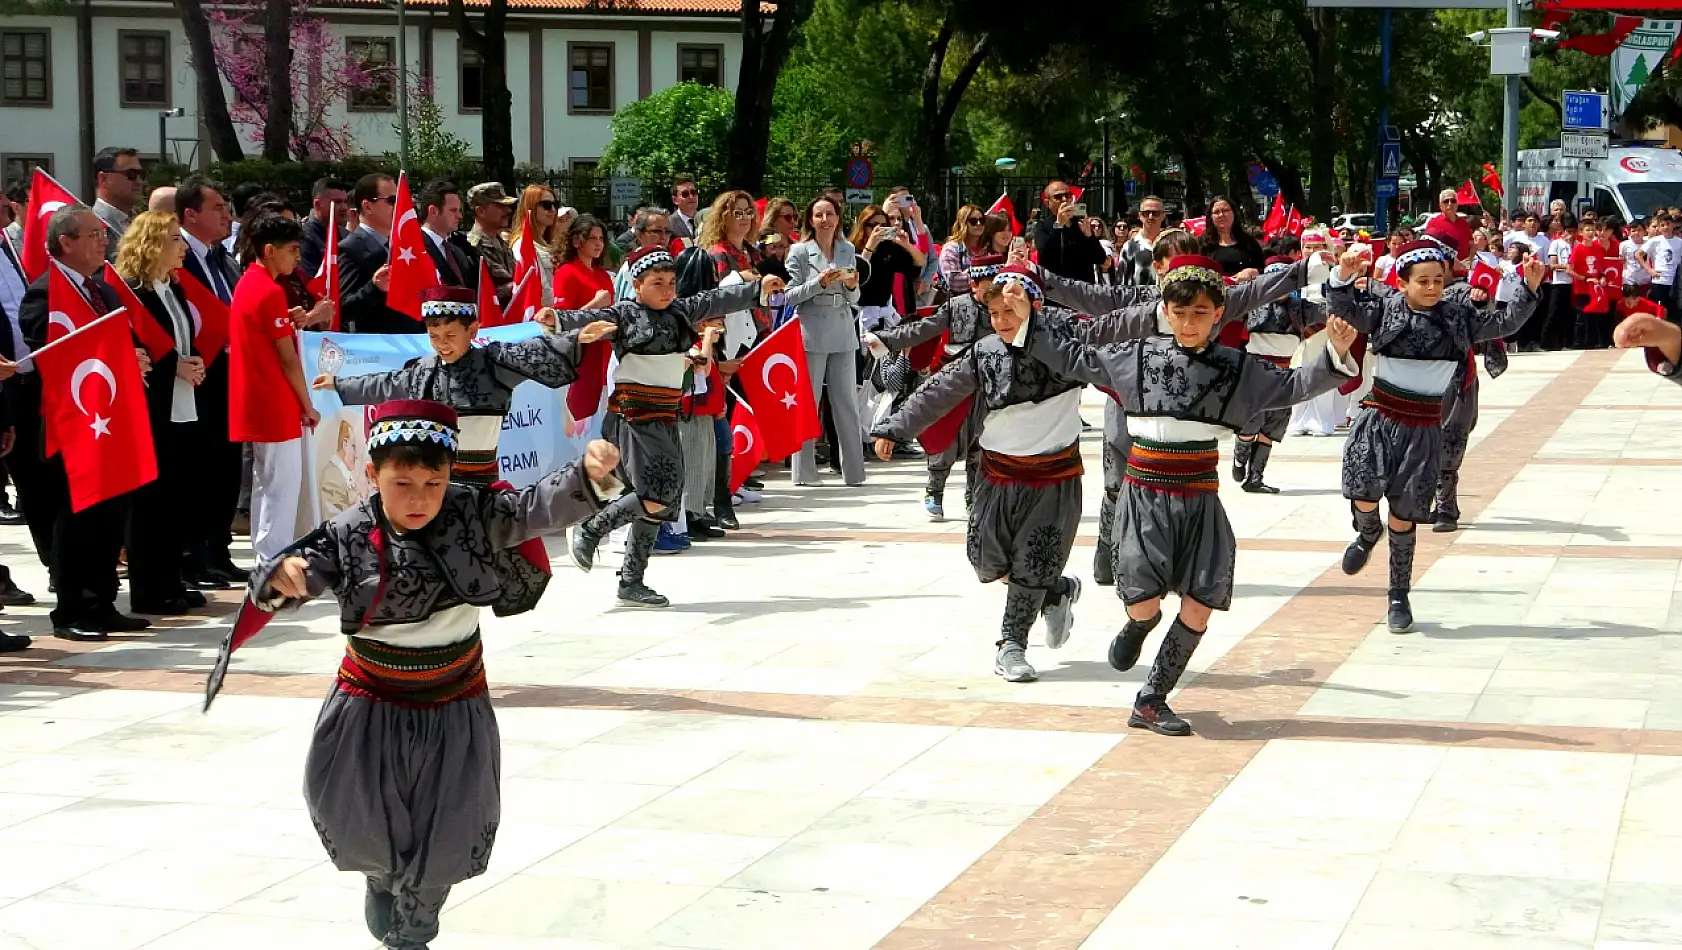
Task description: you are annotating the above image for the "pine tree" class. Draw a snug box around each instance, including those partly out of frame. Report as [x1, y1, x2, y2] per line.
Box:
[1627, 54, 1650, 88]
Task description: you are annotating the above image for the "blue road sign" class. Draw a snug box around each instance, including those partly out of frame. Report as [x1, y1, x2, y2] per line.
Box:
[1562, 90, 1610, 131]
[845, 157, 873, 189]
[1376, 178, 1398, 199]
[1124, 180, 1138, 196]
[1380, 142, 1402, 180]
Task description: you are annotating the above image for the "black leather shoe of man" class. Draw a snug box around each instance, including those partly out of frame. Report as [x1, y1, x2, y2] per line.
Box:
[53, 626, 108, 643]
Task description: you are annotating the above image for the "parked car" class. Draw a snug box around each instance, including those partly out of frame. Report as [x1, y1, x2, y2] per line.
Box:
[1332, 213, 1376, 233]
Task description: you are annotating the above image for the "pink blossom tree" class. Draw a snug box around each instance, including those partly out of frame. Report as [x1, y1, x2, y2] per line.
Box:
[204, 0, 381, 160]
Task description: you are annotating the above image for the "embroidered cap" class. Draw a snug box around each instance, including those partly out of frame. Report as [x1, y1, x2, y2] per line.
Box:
[992, 264, 1042, 301]
[1161, 255, 1224, 289]
[1395, 240, 1448, 272]
[1263, 255, 1292, 274]
[967, 253, 1007, 283]
[419, 285, 477, 321]
[627, 245, 674, 278]
[368, 400, 460, 454]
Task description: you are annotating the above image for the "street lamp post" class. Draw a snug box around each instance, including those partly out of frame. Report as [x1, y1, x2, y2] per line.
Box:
[158, 107, 184, 170]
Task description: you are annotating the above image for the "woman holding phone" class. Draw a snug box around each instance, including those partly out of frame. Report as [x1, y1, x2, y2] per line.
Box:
[786, 195, 865, 486]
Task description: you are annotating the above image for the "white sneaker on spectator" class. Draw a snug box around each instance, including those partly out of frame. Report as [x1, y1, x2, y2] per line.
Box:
[734, 488, 763, 504]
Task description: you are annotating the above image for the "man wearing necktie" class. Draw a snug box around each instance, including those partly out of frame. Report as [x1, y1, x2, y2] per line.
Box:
[176, 177, 248, 590]
[418, 179, 477, 291]
[0, 233, 32, 527]
[13, 206, 146, 643]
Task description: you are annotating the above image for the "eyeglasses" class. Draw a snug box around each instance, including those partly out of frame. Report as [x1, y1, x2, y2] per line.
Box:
[1139, 209, 1163, 217]
[536, 199, 557, 211]
[1046, 192, 1071, 201]
[1441, 198, 1457, 205]
[374, 195, 397, 206]
[966, 217, 982, 226]
[775, 210, 796, 220]
[106, 168, 145, 182]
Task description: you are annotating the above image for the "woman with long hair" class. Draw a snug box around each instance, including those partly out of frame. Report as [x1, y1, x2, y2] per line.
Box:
[552, 213, 615, 312]
[759, 197, 799, 244]
[113, 211, 208, 615]
[980, 213, 1015, 257]
[1200, 196, 1266, 276]
[785, 195, 864, 485]
[939, 203, 985, 296]
[509, 184, 564, 305]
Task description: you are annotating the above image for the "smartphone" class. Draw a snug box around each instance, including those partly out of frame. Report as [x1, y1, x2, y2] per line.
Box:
[839, 267, 858, 279]
[874, 226, 896, 242]
[1069, 203, 1087, 218]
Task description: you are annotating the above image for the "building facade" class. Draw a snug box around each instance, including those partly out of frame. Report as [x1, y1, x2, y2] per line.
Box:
[0, 0, 744, 195]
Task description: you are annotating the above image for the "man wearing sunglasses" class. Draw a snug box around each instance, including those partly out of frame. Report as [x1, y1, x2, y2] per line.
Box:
[1031, 179, 1106, 282]
[91, 146, 144, 258]
[670, 178, 701, 245]
[1119, 195, 1167, 287]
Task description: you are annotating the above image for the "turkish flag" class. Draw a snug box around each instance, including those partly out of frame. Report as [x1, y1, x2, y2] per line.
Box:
[735, 317, 820, 460]
[728, 398, 766, 493]
[175, 268, 230, 364]
[509, 266, 543, 324]
[1469, 258, 1502, 294]
[1285, 207, 1305, 237]
[1262, 194, 1287, 238]
[305, 205, 340, 331]
[987, 194, 1022, 236]
[34, 309, 156, 512]
[20, 168, 79, 283]
[1383, 264, 1402, 289]
[1456, 180, 1481, 208]
[1482, 162, 1504, 198]
[513, 212, 540, 286]
[475, 258, 507, 327]
[386, 172, 439, 321]
[1067, 186, 1084, 203]
[99, 265, 175, 361]
[1182, 216, 1207, 236]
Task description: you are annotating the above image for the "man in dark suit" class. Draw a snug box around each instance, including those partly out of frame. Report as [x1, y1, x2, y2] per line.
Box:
[175, 176, 247, 591]
[418, 179, 477, 291]
[11, 206, 150, 641]
[300, 176, 349, 279]
[338, 173, 421, 334]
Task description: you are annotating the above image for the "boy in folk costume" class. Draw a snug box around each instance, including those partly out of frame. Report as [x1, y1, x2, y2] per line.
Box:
[1028, 231, 1325, 583]
[1326, 241, 1543, 632]
[863, 253, 1005, 521]
[1232, 255, 1326, 493]
[558, 245, 785, 607]
[869, 267, 1086, 684]
[1015, 256, 1360, 735]
[210, 400, 622, 950]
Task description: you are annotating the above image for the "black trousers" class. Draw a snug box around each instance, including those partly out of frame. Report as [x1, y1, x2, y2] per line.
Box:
[127, 419, 193, 604]
[186, 366, 244, 571]
[52, 488, 126, 627]
[8, 415, 60, 573]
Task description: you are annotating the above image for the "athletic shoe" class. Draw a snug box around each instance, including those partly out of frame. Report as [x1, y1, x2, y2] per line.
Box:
[654, 526, 688, 554]
[734, 488, 763, 504]
[1341, 537, 1375, 575]
[570, 527, 601, 572]
[1129, 695, 1192, 736]
[617, 582, 671, 608]
[1388, 594, 1414, 634]
[1108, 613, 1159, 672]
[924, 495, 945, 522]
[1042, 576, 1081, 650]
[1242, 477, 1280, 494]
[993, 642, 1037, 682]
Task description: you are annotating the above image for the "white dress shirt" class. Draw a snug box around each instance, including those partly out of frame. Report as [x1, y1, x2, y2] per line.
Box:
[153, 280, 199, 423]
[183, 230, 230, 300]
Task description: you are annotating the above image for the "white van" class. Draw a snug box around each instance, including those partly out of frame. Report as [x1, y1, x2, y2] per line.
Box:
[1515, 143, 1682, 221]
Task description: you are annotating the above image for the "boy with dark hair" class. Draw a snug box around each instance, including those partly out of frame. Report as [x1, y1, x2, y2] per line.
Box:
[213, 399, 622, 950]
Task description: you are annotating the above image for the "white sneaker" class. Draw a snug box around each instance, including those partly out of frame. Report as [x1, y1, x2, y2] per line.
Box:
[734, 488, 763, 504]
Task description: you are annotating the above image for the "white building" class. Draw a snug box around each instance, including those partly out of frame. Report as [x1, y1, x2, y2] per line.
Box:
[0, 0, 745, 195]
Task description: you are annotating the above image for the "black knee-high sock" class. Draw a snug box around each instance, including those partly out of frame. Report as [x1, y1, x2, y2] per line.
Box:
[712, 448, 735, 522]
[1232, 438, 1254, 480]
[1095, 490, 1117, 553]
[1351, 504, 1383, 548]
[583, 493, 645, 539]
[1141, 616, 1205, 699]
[999, 583, 1047, 647]
[927, 460, 951, 497]
[1388, 524, 1416, 596]
[618, 519, 660, 586]
[1248, 441, 1272, 481]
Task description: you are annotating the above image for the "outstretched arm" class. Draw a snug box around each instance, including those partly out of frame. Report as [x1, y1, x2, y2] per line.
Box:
[1019, 310, 1134, 391]
[1233, 319, 1361, 415]
[250, 526, 345, 611]
[482, 441, 622, 548]
[1035, 264, 1155, 315]
[486, 324, 613, 390]
[1225, 258, 1312, 317]
[1471, 260, 1545, 341]
[871, 356, 980, 442]
[330, 362, 423, 405]
[872, 301, 952, 350]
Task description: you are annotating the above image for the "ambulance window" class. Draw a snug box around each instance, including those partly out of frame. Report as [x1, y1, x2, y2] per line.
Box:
[1593, 186, 1620, 221]
[1548, 181, 1577, 209]
[1620, 183, 1682, 218]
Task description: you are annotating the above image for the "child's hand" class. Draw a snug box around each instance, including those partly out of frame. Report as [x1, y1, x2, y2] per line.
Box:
[582, 439, 620, 484]
[310, 374, 337, 391]
[587, 289, 613, 309]
[1523, 256, 1547, 291]
[759, 275, 786, 296]
[873, 437, 896, 461]
[268, 557, 311, 600]
[1326, 315, 1357, 358]
[1337, 248, 1366, 281]
[578, 321, 616, 345]
[535, 308, 558, 330]
[1615, 312, 1682, 366]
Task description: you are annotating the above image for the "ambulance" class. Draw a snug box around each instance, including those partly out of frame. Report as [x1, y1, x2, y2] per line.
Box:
[1515, 143, 1682, 221]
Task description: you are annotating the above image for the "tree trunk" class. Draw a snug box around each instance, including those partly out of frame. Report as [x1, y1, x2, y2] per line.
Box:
[1260, 154, 1309, 213]
[1292, 7, 1337, 218]
[725, 0, 809, 193]
[178, 0, 244, 162]
[449, 0, 514, 185]
[262, 0, 292, 162]
[920, 20, 990, 224]
[1179, 138, 1205, 214]
[1224, 160, 1255, 221]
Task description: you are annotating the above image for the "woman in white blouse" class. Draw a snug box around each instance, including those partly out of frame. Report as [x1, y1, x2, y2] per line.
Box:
[508, 184, 565, 306]
[114, 211, 208, 615]
[785, 196, 864, 485]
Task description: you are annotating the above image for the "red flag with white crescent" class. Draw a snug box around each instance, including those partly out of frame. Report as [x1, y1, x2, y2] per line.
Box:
[1182, 216, 1207, 236]
[735, 317, 821, 460]
[20, 167, 79, 283]
[475, 257, 507, 327]
[306, 205, 341, 331]
[33, 308, 156, 512]
[205, 597, 275, 712]
[987, 194, 1022, 236]
[100, 265, 175, 361]
[513, 213, 540, 286]
[386, 172, 440, 320]
[175, 268, 230, 363]
[1262, 194, 1287, 238]
[1468, 258, 1502, 294]
[728, 398, 766, 493]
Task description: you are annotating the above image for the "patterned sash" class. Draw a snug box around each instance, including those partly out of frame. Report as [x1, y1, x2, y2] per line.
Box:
[1361, 378, 1443, 427]
[1125, 437, 1220, 496]
[609, 382, 684, 423]
[337, 633, 488, 708]
[979, 442, 1084, 487]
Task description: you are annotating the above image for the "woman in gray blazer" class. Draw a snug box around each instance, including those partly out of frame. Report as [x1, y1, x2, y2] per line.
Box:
[785, 196, 865, 485]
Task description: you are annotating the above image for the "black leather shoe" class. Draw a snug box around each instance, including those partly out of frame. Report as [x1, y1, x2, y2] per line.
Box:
[186, 572, 231, 591]
[0, 584, 35, 607]
[131, 597, 192, 616]
[743, 477, 764, 490]
[182, 590, 207, 609]
[714, 512, 741, 530]
[91, 609, 149, 632]
[0, 633, 29, 652]
[0, 505, 25, 527]
[207, 563, 249, 583]
[52, 626, 108, 643]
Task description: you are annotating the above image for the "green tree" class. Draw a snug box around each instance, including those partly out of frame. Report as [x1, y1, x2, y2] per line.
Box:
[601, 82, 736, 195]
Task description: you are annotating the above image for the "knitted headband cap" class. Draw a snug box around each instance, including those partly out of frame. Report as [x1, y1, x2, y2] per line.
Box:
[420, 285, 477, 321]
[992, 265, 1042, 300]
[367, 399, 460, 454]
[627, 246, 673, 278]
[968, 253, 1007, 282]
[1395, 240, 1447, 272]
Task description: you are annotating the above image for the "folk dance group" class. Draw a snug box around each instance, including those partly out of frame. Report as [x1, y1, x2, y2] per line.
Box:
[204, 220, 1555, 947]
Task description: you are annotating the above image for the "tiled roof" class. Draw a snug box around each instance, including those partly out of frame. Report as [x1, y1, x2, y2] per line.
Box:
[322, 0, 752, 13]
